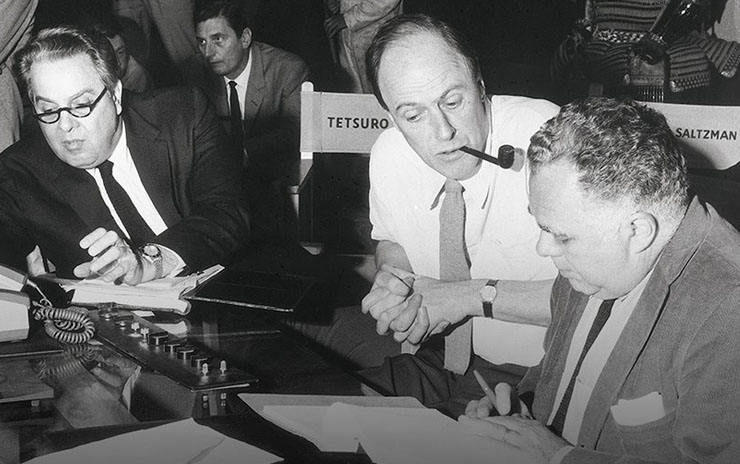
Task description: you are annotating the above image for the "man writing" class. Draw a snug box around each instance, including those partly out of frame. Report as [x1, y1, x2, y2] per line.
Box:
[460, 97, 740, 462]
[352, 15, 559, 414]
[0, 26, 249, 285]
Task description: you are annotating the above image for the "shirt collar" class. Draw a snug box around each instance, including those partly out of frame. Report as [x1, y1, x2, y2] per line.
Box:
[86, 121, 128, 174]
[223, 47, 252, 89]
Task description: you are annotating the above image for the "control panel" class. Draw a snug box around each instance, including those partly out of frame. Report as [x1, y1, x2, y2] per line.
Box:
[94, 309, 258, 392]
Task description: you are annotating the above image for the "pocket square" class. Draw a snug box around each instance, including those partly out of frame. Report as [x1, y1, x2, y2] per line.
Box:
[610, 392, 666, 427]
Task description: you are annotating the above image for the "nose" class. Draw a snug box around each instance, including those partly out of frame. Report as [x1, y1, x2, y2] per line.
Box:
[204, 42, 215, 59]
[430, 108, 456, 141]
[56, 110, 78, 132]
[535, 231, 561, 258]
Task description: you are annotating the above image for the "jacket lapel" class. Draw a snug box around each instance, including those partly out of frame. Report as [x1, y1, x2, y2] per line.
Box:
[243, 43, 265, 135]
[577, 199, 710, 448]
[47, 144, 118, 232]
[123, 100, 182, 227]
[533, 282, 589, 419]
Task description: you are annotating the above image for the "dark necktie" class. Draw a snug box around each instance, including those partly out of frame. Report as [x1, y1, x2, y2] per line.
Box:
[98, 160, 155, 246]
[228, 80, 243, 150]
[439, 179, 473, 374]
[549, 298, 616, 436]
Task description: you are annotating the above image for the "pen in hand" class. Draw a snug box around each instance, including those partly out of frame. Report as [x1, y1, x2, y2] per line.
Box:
[473, 369, 521, 416]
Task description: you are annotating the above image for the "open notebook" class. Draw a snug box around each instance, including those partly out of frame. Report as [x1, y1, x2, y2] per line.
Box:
[42, 265, 225, 314]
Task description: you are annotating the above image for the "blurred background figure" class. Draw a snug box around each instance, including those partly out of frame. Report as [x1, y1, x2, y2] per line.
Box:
[323, 0, 402, 93]
[0, 0, 38, 152]
[551, 0, 740, 104]
[92, 19, 153, 93]
[112, 0, 199, 80]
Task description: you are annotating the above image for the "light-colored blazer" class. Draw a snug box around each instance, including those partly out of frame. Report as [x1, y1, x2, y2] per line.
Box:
[521, 198, 740, 463]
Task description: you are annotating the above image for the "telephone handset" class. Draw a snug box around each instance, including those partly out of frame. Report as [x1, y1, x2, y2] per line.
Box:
[0, 264, 94, 344]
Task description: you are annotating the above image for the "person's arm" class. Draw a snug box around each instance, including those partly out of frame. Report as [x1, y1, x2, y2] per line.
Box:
[492, 279, 553, 327]
[390, 278, 554, 344]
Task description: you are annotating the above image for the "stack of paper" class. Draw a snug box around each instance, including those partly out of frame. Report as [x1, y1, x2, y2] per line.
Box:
[49, 265, 224, 314]
[24, 418, 279, 464]
[241, 394, 524, 464]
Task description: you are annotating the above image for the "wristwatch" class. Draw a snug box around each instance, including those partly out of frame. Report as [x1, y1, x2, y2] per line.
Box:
[139, 243, 163, 280]
[480, 279, 499, 318]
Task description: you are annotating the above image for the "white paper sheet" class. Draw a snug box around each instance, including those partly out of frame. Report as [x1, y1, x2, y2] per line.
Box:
[24, 418, 279, 464]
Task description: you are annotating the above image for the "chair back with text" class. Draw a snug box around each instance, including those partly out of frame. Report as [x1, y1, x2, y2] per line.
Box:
[647, 102, 740, 229]
[300, 82, 392, 157]
[295, 82, 393, 243]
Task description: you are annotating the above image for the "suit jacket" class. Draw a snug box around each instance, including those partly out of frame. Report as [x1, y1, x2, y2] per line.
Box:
[186, 41, 309, 184]
[0, 86, 250, 278]
[520, 197, 740, 463]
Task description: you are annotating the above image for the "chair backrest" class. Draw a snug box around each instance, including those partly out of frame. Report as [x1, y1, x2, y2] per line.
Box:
[647, 102, 740, 230]
[300, 82, 392, 158]
[646, 102, 740, 170]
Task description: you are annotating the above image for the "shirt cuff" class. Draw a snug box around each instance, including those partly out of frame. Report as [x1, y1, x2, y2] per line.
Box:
[549, 446, 574, 464]
[157, 245, 186, 277]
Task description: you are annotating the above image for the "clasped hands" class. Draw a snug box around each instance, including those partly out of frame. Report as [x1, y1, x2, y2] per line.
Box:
[361, 264, 479, 345]
[73, 228, 146, 285]
[459, 383, 569, 464]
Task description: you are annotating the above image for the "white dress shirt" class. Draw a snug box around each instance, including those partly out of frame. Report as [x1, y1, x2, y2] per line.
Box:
[223, 47, 253, 118]
[548, 269, 654, 445]
[87, 122, 184, 275]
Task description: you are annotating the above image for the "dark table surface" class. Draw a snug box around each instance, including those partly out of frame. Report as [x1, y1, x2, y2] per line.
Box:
[0, 292, 373, 463]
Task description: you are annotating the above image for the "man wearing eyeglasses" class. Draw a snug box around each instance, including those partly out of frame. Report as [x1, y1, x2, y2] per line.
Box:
[0, 26, 249, 285]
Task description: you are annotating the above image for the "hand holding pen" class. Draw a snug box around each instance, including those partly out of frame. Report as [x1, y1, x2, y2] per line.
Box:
[468, 369, 533, 419]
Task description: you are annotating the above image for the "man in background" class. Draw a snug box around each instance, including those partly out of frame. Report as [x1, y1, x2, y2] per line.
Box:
[0, 0, 37, 152]
[461, 97, 740, 463]
[189, 0, 309, 237]
[323, 0, 402, 93]
[0, 26, 249, 284]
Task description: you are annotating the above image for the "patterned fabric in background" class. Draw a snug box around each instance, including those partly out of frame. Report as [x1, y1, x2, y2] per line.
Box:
[552, 0, 740, 97]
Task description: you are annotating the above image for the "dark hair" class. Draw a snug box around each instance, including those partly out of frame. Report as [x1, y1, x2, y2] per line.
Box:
[365, 14, 481, 110]
[14, 26, 120, 96]
[194, 0, 248, 36]
[528, 97, 689, 219]
[87, 18, 123, 40]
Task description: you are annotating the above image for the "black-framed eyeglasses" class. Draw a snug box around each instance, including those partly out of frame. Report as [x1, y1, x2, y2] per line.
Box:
[32, 88, 108, 124]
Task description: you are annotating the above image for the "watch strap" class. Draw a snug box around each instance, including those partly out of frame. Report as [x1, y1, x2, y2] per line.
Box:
[482, 279, 498, 318]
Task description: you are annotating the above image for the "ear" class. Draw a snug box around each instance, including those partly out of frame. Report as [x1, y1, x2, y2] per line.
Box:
[112, 80, 123, 115]
[240, 27, 253, 49]
[625, 211, 658, 254]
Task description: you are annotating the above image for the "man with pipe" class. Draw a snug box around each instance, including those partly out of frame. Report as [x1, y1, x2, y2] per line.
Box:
[293, 14, 560, 416]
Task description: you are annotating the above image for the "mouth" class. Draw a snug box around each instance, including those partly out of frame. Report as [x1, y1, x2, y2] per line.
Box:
[437, 148, 465, 161]
[63, 139, 85, 151]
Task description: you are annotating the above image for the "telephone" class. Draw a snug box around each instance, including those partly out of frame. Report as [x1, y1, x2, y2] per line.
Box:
[0, 264, 94, 344]
[0, 265, 31, 342]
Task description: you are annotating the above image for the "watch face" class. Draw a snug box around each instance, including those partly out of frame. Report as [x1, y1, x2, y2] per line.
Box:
[142, 244, 160, 258]
[480, 285, 497, 302]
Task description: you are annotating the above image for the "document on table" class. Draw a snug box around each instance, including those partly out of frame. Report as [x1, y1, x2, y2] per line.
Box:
[241, 393, 521, 464]
[24, 418, 280, 464]
[44, 265, 224, 314]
